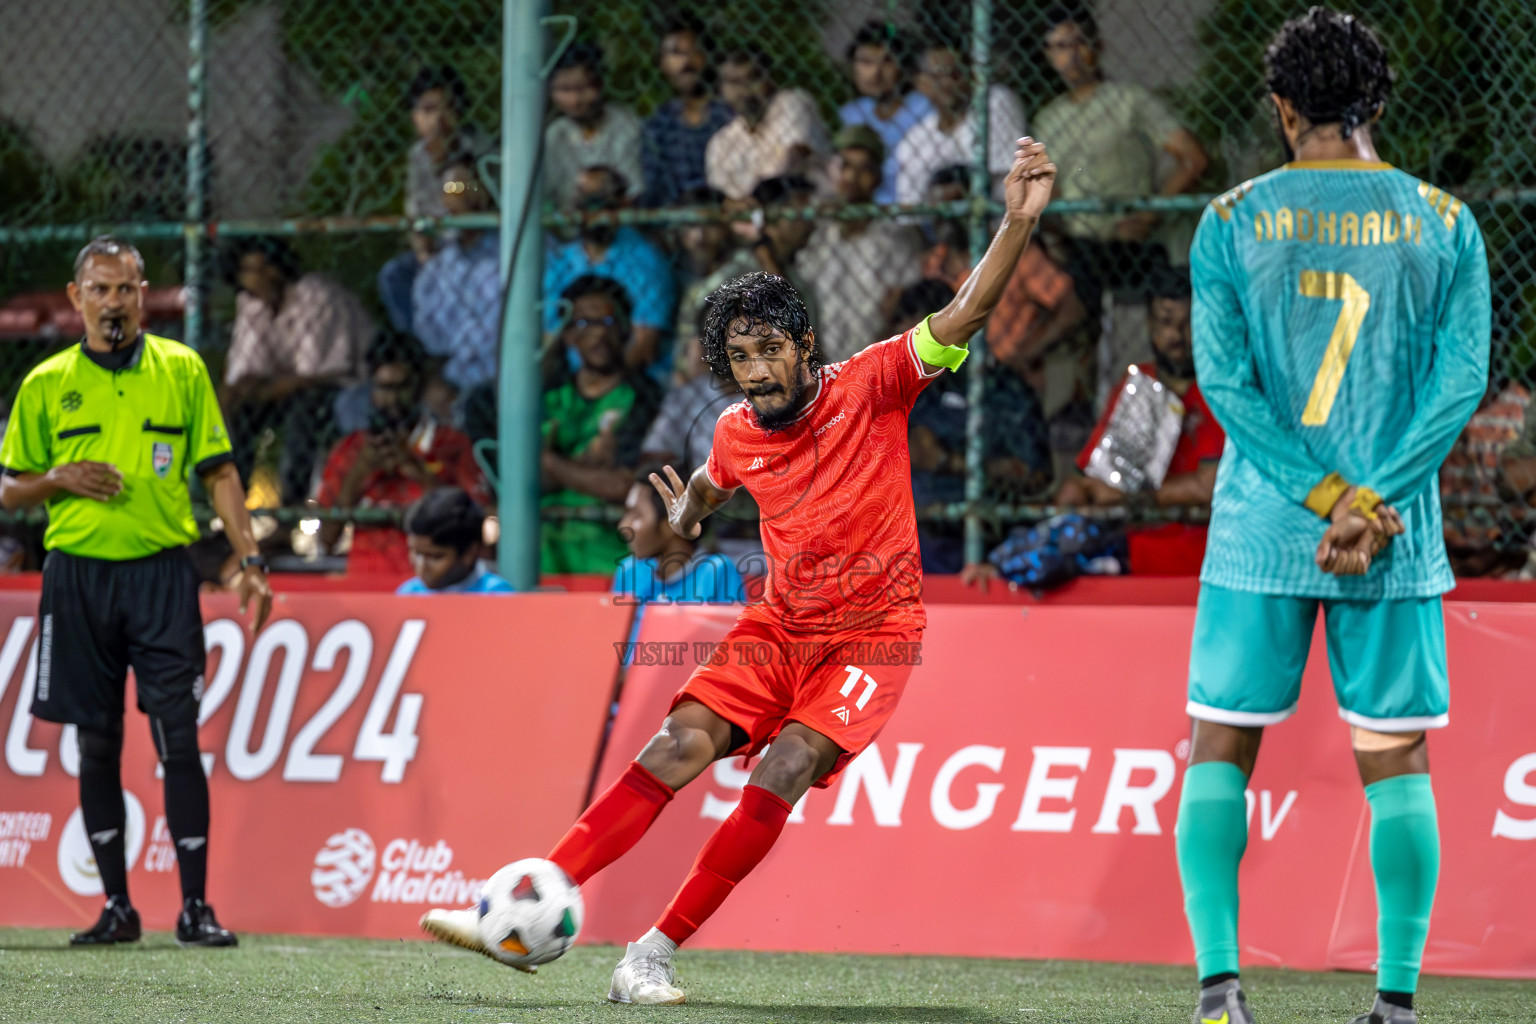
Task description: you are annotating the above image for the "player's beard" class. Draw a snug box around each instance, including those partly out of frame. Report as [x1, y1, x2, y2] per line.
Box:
[746, 351, 813, 434]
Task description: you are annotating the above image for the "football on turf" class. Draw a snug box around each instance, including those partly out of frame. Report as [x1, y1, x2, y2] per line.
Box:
[475, 858, 584, 967]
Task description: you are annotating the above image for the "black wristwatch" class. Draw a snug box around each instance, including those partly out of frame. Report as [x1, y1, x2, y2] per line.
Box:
[239, 554, 269, 574]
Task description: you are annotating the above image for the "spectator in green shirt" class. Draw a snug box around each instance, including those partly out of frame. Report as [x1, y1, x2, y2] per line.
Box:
[540, 275, 662, 574]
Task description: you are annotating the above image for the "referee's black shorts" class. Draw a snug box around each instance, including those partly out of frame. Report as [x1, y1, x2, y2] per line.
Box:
[32, 547, 206, 734]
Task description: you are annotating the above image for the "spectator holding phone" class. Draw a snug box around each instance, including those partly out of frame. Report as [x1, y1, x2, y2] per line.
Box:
[315, 331, 489, 577]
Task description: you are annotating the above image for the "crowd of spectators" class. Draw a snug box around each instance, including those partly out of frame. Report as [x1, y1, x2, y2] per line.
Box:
[166, 6, 1531, 587]
[189, 7, 1228, 586]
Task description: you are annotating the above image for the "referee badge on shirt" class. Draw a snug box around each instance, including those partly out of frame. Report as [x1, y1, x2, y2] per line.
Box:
[152, 441, 174, 478]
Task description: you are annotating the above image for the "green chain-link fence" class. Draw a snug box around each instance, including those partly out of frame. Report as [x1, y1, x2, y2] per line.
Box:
[1, 0, 1533, 577]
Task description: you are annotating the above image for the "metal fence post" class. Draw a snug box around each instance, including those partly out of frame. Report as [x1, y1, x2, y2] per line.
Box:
[498, 0, 547, 588]
[964, 0, 993, 568]
[184, 0, 209, 350]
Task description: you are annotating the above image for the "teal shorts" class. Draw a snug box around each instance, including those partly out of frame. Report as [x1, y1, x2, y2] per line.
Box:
[1187, 583, 1449, 731]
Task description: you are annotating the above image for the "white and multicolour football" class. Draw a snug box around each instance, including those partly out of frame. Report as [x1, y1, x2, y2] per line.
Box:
[475, 858, 584, 968]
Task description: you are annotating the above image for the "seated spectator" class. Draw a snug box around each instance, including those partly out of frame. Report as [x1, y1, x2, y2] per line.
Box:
[796, 126, 922, 363]
[222, 235, 373, 503]
[705, 48, 830, 200]
[895, 281, 1053, 573]
[1033, 4, 1209, 406]
[838, 21, 932, 205]
[335, 356, 459, 435]
[543, 42, 644, 208]
[316, 331, 490, 578]
[1052, 267, 1221, 573]
[1441, 381, 1535, 577]
[543, 166, 676, 380]
[614, 462, 745, 648]
[541, 276, 663, 575]
[379, 65, 490, 333]
[733, 175, 821, 331]
[396, 487, 515, 594]
[924, 164, 1091, 479]
[641, 15, 735, 208]
[412, 157, 500, 396]
[672, 186, 753, 361]
[893, 45, 1026, 206]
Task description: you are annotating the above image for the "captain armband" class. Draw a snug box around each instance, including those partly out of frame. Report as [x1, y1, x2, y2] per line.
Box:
[913, 316, 969, 371]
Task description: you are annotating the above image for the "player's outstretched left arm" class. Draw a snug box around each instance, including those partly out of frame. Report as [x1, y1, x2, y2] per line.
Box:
[650, 464, 735, 540]
[925, 139, 1056, 351]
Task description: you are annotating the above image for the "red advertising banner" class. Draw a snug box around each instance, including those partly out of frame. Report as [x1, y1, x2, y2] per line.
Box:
[579, 602, 1536, 978]
[0, 592, 629, 938]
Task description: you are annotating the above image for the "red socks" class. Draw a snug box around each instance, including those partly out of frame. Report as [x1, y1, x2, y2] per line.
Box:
[656, 784, 792, 944]
[547, 768, 795, 946]
[548, 762, 675, 885]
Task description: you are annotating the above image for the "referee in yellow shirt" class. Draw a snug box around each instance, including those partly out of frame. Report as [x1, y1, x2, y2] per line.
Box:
[0, 236, 272, 947]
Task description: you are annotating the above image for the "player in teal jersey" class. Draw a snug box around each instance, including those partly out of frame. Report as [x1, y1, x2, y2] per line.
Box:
[1173, 10, 1490, 1024]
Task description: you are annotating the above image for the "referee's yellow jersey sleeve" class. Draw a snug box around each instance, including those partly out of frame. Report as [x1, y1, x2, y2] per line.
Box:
[186, 355, 233, 471]
[0, 372, 53, 475]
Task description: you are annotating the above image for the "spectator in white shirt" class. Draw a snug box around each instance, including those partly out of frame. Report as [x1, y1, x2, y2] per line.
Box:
[892, 45, 1026, 206]
[221, 235, 374, 502]
[795, 125, 923, 364]
[543, 41, 644, 208]
[705, 48, 831, 201]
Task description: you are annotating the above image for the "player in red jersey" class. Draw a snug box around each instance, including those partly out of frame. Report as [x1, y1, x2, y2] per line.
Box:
[422, 138, 1056, 1002]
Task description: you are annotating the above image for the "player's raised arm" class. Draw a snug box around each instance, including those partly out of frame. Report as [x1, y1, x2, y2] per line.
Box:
[924, 139, 1056, 352]
[649, 464, 735, 540]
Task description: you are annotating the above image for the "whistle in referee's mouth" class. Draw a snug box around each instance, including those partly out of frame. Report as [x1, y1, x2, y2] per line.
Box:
[104, 317, 126, 346]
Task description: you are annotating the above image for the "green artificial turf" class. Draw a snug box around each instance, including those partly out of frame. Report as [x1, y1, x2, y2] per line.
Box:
[1, 929, 1531, 1023]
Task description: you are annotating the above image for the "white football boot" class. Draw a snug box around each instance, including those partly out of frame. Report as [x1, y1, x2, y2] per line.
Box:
[419, 907, 536, 974]
[607, 941, 686, 1004]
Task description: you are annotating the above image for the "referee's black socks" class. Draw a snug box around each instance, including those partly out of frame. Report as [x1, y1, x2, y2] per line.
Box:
[152, 711, 210, 902]
[77, 725, 131, 901]
[162, 755, 209, 901]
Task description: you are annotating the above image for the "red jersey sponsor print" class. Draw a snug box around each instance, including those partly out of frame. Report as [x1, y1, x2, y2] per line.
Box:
[705, 328, 945, 633]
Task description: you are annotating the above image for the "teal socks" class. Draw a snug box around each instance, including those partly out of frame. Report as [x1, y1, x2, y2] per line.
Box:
[1175, 760, 1249, 980]
[1366, 773, 1440, 995]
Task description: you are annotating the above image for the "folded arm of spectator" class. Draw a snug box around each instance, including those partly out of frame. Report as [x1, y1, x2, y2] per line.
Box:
[1054, 460, 1216, 510]
[1153, 461, 1218, 508]
[224, 372, 346, 407]
[1116, 127, 1210, 242]
[625, 326, 663, 373]
[1006, 285, 1087, 368]
[540, 449, 635, 504]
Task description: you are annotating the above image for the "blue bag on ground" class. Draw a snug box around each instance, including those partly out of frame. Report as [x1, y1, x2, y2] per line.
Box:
[986, 514, 1127, 589]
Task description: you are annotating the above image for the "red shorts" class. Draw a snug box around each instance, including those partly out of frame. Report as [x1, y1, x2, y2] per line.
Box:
[671, 615, 924, 787]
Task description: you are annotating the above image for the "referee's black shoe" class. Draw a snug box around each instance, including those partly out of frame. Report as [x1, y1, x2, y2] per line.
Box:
[70, 895, 142, 946]
[175, 898, 238, 947]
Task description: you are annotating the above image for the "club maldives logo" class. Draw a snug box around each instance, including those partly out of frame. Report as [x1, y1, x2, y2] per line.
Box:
[57, 791, 146, 896]
[311, 828, 377, 907]
[311, 829, 486, 908]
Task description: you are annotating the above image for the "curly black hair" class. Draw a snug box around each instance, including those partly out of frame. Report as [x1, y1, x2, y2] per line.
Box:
[700, 272, 817, 384]
[1265, 7, 1392, 139]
